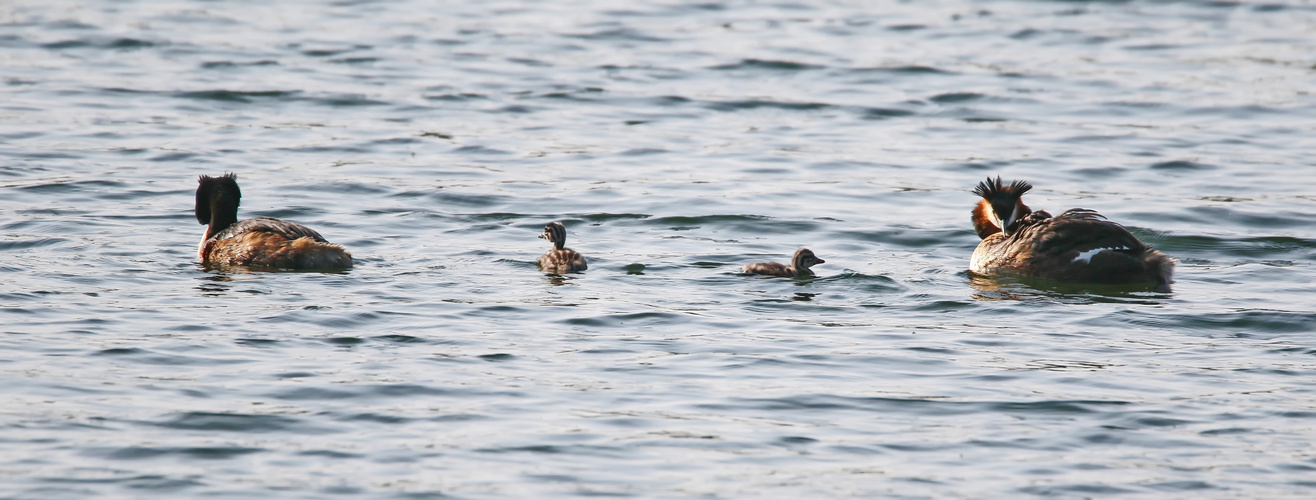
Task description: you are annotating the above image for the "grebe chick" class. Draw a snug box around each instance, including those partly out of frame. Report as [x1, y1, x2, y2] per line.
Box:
[537, 221, 587, 273]
[741, 248, 826, 277]
[970, 176, 1174, 288]
[195, 173, 352, 270]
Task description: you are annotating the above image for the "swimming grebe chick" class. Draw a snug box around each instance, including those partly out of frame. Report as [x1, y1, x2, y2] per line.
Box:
[970, 176, 1174, 289]
[742, 248, 826, 277]
[195, 173, 352, 269]
[537, 221, 587, 273]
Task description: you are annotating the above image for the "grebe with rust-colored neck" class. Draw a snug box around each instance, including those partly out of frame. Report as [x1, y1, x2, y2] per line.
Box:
[970, 176, 1174, 289]
[195, 173, 352, 270]
[537, 221, 587, 274]
[741, 248, 826, 278]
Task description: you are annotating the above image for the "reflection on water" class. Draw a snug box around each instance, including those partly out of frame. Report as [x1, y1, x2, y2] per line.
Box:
[195, 272, 234, 296]
[967, 273, 1172, 303]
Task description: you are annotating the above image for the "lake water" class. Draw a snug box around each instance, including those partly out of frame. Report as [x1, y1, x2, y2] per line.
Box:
[3, 0, 1316, 497]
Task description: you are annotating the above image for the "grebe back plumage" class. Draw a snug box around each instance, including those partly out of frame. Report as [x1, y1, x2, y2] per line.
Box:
[195, 173, 352, 269]
[537, 221, 587, 273]
[741, 248, 826, 277]
[970, 176, 1174, 289]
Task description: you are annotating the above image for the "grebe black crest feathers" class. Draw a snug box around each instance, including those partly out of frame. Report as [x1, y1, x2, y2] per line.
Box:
[741, 248, 826, 278]
[971, 177, 1032, 200]
[971, 176, 1035, 238]
[537, 221, 587, 274]
[195, 173, 352, 270]
[970, 178, 1175, 289]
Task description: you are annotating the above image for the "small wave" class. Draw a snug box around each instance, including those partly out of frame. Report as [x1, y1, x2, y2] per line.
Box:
[149, 151, 200, 162]
[930, 92, 984, 104]
[153, 412, 309, 433]
[44, 20, 97, 30]
[700, 394, 1129, 416]
[174, 90, 299, 103]
[17, 151, 81, 160]
[537, 90, 602, 101]
[703, 99, 831, 112]
[859, 107, 917, 119]
[1150, 160, 1216, 171]
[579, 213, 651, 222]
[1164, 234, 1316, 256]
[709, 59, 825, 71]
[311, 94, 390, 107]
[1183, 104, 1283, 118]
[302, 48, 354, 57]
[293, 181, 392, 195]
[98, 446, 263, 460]
[1125, 43, 1180, 51]
[0, 237, 68, 251]
[851, 65, 954, 75]
[18, 179, 124, 193]
[817, 271, 903, 287]
[493, 104, 538, 114]
[563, 28, 668, 42]
[648, 95, 692, 107]
[1109, 309, 1316, 335]
[200, 60, 278, 69]
[564, 311, 688, 327]
[0, 131, 42, 141]
[92, 347, 236, 366]
[427, 191, 513, 208]
[329, 57, 378, 65]
[645, 214, 769, 226]
[507, 57, 552, 67]
[424, 92, 487, 101]
[476, 444, 628, 458]
[42, 37, 158, 50]
[267, 384, 441, 402]
[1018, 484, 1138, 496]
[276, 144, 369, 154]
[620, 148, 668, 156]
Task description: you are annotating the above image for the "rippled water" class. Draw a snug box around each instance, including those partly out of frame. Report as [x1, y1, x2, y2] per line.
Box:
[3, 0, 1316, 497]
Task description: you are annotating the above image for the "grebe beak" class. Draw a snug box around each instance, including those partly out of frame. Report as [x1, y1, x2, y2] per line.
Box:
[996, 200, 1024, 235]
[1001, 208, 1018, 234]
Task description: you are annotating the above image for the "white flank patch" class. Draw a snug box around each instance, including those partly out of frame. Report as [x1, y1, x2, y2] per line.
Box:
[1073, 247, 1129, 263]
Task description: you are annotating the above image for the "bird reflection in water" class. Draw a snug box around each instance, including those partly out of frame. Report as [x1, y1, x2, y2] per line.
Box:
[544, 275, 578, 287]
[968, 273, 1170, 304]
[195, 272, 235, 296]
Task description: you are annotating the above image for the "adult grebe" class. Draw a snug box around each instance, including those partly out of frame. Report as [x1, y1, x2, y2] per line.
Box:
[742, 248, 826, 277]
[537, 221, 587, 273]
[195, 173, 352, 269]
[970, 176, 1174, 288]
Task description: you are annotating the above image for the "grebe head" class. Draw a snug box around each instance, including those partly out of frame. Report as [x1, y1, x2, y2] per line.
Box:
[539, 221, 567, 250]
[196, 173, 241, 232]
[972, 176, 1032, 235]
[792, 248, 825, 271]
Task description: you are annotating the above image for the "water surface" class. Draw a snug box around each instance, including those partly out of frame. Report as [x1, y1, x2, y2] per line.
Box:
[2, 0, 1316, 497]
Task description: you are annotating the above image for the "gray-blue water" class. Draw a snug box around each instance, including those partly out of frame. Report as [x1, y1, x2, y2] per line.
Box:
[3, 0, 1316, 497]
